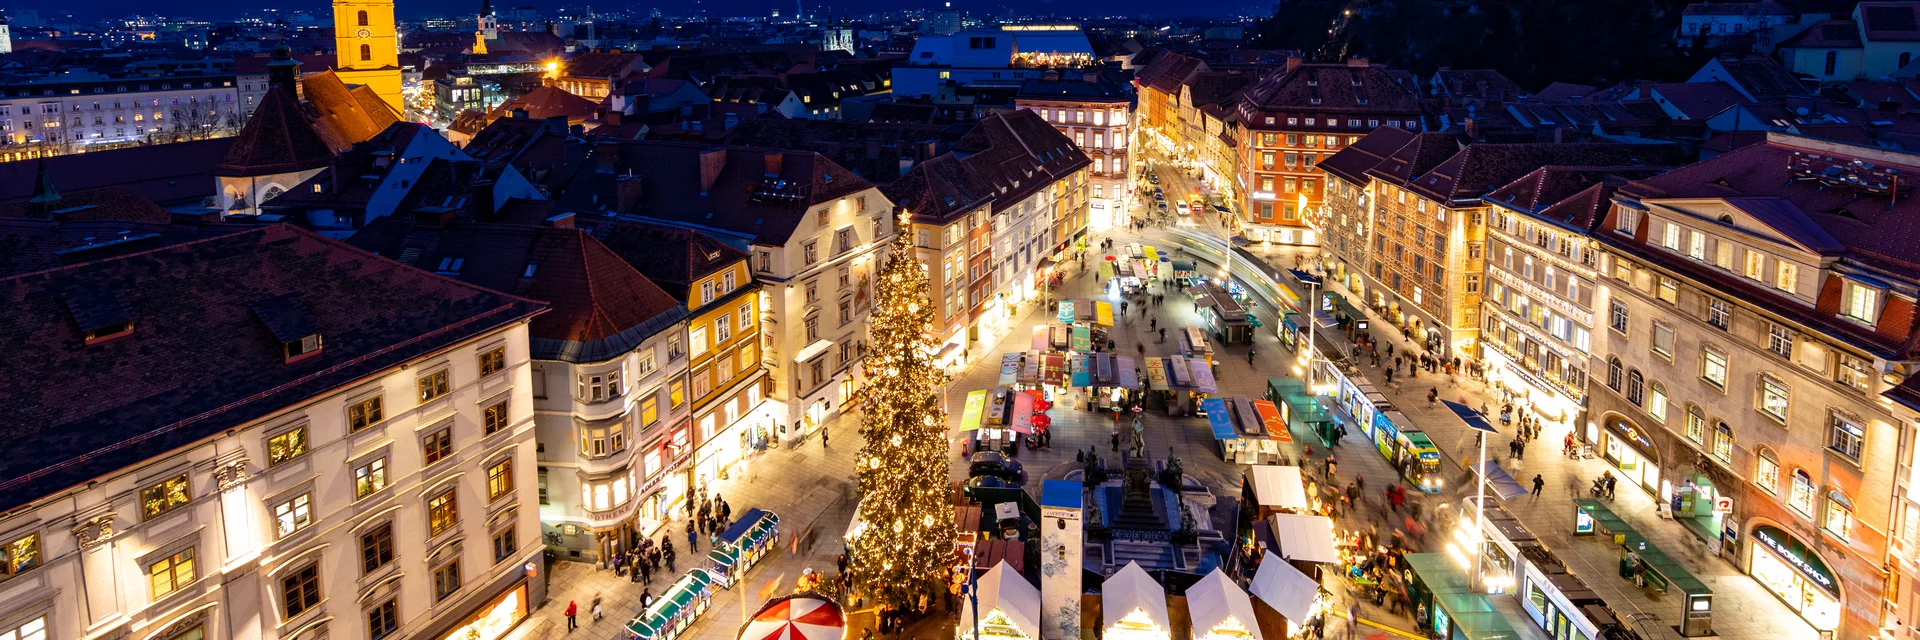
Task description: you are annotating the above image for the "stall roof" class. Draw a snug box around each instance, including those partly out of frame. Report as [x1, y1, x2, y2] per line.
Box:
[963, 561, 1041, 640]
[1103, 561, 1171, 633]
[1203, 398, 1236, 440]
[1247, 466, 1309, 511]
[1248, 552, 1318, 624]
[1266, 513, 1340, 563]
[1187, 568, 1264, 640]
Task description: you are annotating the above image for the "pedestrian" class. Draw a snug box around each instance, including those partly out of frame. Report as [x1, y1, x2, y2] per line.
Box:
[822, 424, 829, 447]
[592, 598, 604, 623]
[1248, 348, 1257, 365]
[565, 600, 579, 632]
[1159, 327, 1167, 342]
[1111, 429, 1120, 452]
[1151, 317, 1157, 330]
[687, 520, 699, 551]
[1426, 387, 1437, 407]
[1531, 474, 1545, 497]
[1515, 438, 1526, 460]
[1325, 455, 1337, 479]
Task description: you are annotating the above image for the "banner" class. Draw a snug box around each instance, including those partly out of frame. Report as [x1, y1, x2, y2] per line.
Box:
[1057, 299, 1075, 324]
[1071, 325, 1091, 352]
[1093, 300, 1114, 326]
[959, 390, 987, 431]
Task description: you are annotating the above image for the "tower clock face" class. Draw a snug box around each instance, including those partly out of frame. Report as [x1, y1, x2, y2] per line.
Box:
[357, 28, 373, 38]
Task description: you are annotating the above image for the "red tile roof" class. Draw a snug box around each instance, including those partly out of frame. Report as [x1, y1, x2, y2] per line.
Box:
[486, 84, 603, 123]
[884, 109, 1091, 224]
[1136, 52, 1204, 95]
[1780, 19, 1864, 48]
[0, 186, 171, 224]
[1648, 82, 1748, 120]
[1237, 62, 1423, 122]
[1408, 142, 1679, 203]
[593, 220, 750, 299]
[1482, 166, 1670, 217]
[302, 70, 401, 150]
[0, 139, 233, 206]
[215, 87, 338, 177]
[0, 224, 545, 513]
[1317, 125, 1417, 186]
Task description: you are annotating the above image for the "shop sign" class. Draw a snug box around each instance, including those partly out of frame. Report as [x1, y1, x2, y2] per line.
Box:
[1753, 526, 1839, 595]
[585, 494, 640, 526]
[1714, 496, 1732, 514]
[1603, 417, 1657, 455]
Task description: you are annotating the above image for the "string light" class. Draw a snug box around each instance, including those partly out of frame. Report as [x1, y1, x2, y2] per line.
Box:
[846, 213, 960, 609]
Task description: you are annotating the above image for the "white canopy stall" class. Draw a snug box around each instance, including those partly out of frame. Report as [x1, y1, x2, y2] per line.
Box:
[1249, 552, 1323, 634]
[958, 561, 1041, 640]
[1246, 466, 1310, 517]
[1266, 513, 1340, 564]
[1103, 561, 1171, 640]
[1187, 568, 1264, 640]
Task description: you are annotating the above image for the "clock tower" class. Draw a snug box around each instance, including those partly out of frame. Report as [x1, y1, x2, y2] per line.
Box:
[332, 0, 403, 113]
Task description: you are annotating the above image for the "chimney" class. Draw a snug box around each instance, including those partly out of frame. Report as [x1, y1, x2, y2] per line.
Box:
[546, 212, 576, 228]
[615, 173, 643, 211]
[605, 110, 623, 126]
[1347, 57, 1369, 67]
[763, 151, 784, 176]
[1285, 56, 1304, 72]
[595, 139, 621, 173]
[699, 148, 727, 194]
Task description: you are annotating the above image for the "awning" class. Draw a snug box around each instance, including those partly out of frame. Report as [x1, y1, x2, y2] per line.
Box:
[1070, 352, 1093, 387]
[793, 338, 833, 363]
[998, 353, 1023, 386]
[1031, 326, 1050, 352]
[936, 342, 963, 362]
[1144, 246, 1160, 262]
[1043, 353, 1068, 386]
[1057, 299, 1076, 324]
[1011, 391, 1035, 434]
[1247, 465, 1309, 511]
[1251, 400, 1293, 443]
[627, 568, 715, 639]
[1071, 326, 1092, 352]
[1470, 460, 1530, 501]
[1145, 357, 1169, 389]
[1203, 398, 1235, 440]
[1267, 513, 1340, 563]
[959, 390, 988, 431]
[1103, 561, 1171, 633]
[718, 508, 779, 549]
[1190, 360, 1218, 394]
[1117, 357, 1140, 390]
[1187, 568, 1264, 640]
[1249, 551, 1319, 624]
[961, 562, 1041, 640]
[1101, 260, 1116, 279]
[1444, 400, 1501, 434]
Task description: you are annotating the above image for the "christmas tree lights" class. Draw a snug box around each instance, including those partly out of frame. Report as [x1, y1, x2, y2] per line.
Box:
[846, 214, 959, 609]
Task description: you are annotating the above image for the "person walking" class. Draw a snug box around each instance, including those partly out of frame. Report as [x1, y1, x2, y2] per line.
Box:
[1247, 348, 1257, 365]
[1531, 474, 1545, 497]
[592, 597, 605, 623]
[565, 600, 579, 632]
[1325, 455, 1338, 480]
[687, 520, 699, 551]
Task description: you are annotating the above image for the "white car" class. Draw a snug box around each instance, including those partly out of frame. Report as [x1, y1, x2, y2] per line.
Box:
[1176, 201, 1190, 215]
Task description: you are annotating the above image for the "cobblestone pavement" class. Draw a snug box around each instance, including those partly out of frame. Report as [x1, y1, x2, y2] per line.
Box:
[526, 220, 1818, 640]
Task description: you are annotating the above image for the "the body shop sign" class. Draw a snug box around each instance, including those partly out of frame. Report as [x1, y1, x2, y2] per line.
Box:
[1753, 526, 1838, 595]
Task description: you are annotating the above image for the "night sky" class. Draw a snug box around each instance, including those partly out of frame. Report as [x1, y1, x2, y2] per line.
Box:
[74, 0, 1258, 23]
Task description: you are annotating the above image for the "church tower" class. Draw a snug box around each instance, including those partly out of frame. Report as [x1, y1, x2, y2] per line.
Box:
[473, 0, 497, 54]
[333, 0, 404, 113]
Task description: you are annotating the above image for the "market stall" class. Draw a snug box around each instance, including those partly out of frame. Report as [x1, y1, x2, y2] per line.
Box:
[1202, 397, 1281, 464]
[1248, 551, 1324, 638]
[1172, 261, 1199, 287]
[956, 561, 1040, 640]
[1103, 561, 1172, 640]
[961, 389, 1015, 456]
[624, 569, 717, 640]
[1179, 327, 1215, 367]
[1188, 568, 1264, 640]
[1244, 465, 1311, 517]
[1266, 513, 1340, 568]
[1189, 282, 1253, 345]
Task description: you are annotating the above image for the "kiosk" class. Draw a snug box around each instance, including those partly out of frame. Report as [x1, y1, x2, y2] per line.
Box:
[708, 508, 779, 588]
[1103, 561, 1172, 640]
[1188, 568, 1264, 640]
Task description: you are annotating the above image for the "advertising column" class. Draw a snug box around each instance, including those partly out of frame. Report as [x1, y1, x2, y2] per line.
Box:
[1039, 480, 1083, 640]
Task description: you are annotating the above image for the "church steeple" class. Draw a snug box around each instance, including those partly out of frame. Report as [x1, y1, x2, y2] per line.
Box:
[28, 158, 62, 218]
[474, 0, 497, 54]
[332, 0, 403, 112]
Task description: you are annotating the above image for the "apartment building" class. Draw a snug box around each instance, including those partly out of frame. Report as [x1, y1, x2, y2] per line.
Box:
[1234, 58, 1422, 245]
[0, 69, 242, 161]
[1477, 166, 1666, 426]
[0, 224, 547, 640]
[886, 108, 1092, 360]
[1016, 69, 1131, 231]
[1593, 133, 1920, 639]
[344, 219, 694, 564]
[1133, 52, 1203, 156]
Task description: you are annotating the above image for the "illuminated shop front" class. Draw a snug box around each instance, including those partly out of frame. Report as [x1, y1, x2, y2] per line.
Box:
[1748, 525, 1841, 632]
[437, 581, 529, 640]
[1598, 415, 1659, 494]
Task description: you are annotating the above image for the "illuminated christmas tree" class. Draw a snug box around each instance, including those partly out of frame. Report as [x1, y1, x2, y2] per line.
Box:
[847, 215, 958, 609]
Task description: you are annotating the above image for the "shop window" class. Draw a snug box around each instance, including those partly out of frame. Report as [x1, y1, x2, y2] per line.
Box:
[1789, 469, 1815, 517]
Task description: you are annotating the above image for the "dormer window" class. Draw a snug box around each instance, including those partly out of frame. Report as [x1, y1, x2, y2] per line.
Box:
[437, 257, 464, 274]
[68, 289, 135, 346]
[251, 295, 323, 363]
[1842, 279, 1883, 324]
[284, 334, 323, 361]
[83, 320, 134, 345]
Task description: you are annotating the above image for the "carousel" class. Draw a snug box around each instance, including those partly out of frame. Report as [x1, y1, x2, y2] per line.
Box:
[739, 593, 847, 640]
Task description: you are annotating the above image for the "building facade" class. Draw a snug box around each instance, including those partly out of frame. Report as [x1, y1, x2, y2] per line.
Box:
[1592, 134, 1920, 639]
[0, 71, 242, 161]
[1234, 58, 1422, 245]
[1016, 69, 1131, 232]
[0, 225, 548, 640]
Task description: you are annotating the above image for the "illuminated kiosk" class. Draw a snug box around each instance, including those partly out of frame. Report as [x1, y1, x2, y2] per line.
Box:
[958, 561, 1042, 640]
[1187, 568, 1264, 640]
[1248, 551, 1323, 637]
[1103, 562, 1171, 640]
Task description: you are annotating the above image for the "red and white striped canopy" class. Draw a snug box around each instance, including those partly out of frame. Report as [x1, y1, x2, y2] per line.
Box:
[739, 595, 846, 640]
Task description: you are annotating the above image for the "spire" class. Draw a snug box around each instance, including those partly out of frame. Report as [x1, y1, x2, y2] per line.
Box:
[268, 41, 300, 96]
[28, 158, 61, 217]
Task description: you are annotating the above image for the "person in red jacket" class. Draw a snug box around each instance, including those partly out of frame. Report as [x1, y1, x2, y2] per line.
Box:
[565, 600, 578, 631]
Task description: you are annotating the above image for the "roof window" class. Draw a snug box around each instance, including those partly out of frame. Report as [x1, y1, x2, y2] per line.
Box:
[67, 289, 135, 346]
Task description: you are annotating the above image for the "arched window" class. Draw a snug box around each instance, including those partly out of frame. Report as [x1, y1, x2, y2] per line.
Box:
[1825, 50, 1839, 76]
[1685, 405, 1706, 443]
[1607, 357, 1623, 390]
[357, 10, 369, 26]
[1713, 422, 1734, 463]
[1625, 369, 1644, 406]
[1825, 489, 1853, 539]
[359, 44, 372, 61]
[1647, 381, 1668, 422]
[1789, 468, 1815, 516]
[1754, 447, 1779, 494]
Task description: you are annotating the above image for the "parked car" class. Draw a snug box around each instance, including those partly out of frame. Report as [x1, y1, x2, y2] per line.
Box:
[969, 452, 1026, 484]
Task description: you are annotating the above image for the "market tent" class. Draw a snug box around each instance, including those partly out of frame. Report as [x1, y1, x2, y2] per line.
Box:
[1202, 398, 1236, 440]
[1247, 466, 1309, 511]
[960, 561, 1041, 640]
[1248, 552, 1318, 624]
[1187, 568, 1264, 640]
[1117, 357, 1140, 390]
[1266, 513, 1339, 563]
[1469, 460, 1530, 501]
[1103, 561, 1171, 638]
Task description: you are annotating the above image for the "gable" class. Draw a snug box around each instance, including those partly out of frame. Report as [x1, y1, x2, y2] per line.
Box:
[1644, 198, 1841, 259]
